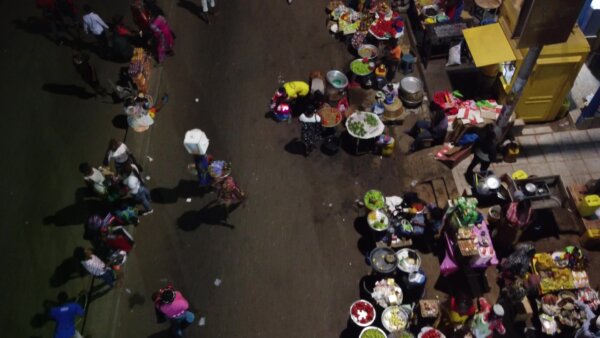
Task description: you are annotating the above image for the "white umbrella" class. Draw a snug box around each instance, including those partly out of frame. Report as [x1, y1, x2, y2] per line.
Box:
[183, 129, 210, 155]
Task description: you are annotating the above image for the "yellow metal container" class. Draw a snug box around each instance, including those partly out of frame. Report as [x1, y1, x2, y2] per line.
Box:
[578, 195, 600, 217]
[581, 228, 600, 249]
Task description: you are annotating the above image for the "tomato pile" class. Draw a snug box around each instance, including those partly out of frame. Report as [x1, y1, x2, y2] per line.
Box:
[421, 329, 442, 338]
[350, 300, 375, 325]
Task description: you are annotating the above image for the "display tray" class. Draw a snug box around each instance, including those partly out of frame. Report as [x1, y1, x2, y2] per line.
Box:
[532, 253, 590, 294]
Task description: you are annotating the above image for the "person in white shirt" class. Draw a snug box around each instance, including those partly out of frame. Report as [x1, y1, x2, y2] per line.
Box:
[103, 139, 132, 173]
[299, 105, 322, 156]
[79, 162, 106, 195]
[82, 5, 109, 54]
[77, 247, 115, 287]
[123, 164, 153, 215]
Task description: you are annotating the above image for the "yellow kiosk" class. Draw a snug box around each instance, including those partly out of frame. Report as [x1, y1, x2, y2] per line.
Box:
[462, 0, 590, 122]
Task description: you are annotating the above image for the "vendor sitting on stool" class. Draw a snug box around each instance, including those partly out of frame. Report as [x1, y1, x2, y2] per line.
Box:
[406, 102, 448, 152]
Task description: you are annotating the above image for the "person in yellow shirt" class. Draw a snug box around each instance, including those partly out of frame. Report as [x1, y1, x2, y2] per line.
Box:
[283, 81, 309, 99]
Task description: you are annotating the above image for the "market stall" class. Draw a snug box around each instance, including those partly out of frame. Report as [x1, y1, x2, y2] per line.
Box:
[439, 197, 498, 296]
[346, 111, 385, 154]
[530, 249, 597, 336]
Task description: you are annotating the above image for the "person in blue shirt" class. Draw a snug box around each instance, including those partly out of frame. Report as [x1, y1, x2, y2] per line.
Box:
[49, 293, 85, 338]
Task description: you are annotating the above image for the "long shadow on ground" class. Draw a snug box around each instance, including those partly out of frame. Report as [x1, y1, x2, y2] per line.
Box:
[151, 179, 211, 204]
[42, 83, 96, 100]
[176, 202, 236, 231]
[43, 188, 109, 227]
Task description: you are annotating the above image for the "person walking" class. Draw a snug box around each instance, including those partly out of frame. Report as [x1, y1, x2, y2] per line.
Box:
[215, 176, 246, 219]
[49, 292, 85, 338]
[123, 163, 154, 215]
[465, 123, 498, 182]
[299, 105, 322, 156]
[154, 285, 196, 338]
[200, 0, 219, 24]
[82, 5, 110, 56]
[72, 52, 108, 97]
[77, 247, 116, 288]
[149, 12, 174, 64]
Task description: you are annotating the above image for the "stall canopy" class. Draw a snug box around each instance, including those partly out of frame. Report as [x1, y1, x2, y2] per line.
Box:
[463, 23, 516, 67]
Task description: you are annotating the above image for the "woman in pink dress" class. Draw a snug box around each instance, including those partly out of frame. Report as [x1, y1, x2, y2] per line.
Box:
[149, 14, 174, 64]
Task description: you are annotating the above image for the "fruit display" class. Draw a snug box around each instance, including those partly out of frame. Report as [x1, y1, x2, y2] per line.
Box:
[346, 112, 384, 139]
[348, 120, 367, 137]
[350, 300, 376, 327]
[364, 190, 385, 210]
[365, 114, 379, 127]
[417, 327, 445, 338]
[318, 106, 342, 127]
[533, 252, 589, 294]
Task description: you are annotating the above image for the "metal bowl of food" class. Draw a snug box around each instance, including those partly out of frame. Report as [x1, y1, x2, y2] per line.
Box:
[358, 44, 379, 59]
[399, 76, 424, 106]
[326, 70, 349, 89]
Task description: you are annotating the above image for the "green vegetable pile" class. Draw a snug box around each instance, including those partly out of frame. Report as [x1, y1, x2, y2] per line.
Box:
[351, 60, 372, 76]
[361, 328, 386, 338]
[364, 190, 385, 210]
[365, 114, 379, 127]
[348, 120, 367, 137]
[372, 219, 388, 230]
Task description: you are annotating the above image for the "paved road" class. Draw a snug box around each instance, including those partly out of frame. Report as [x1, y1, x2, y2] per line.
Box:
[1, 1, 415, 337]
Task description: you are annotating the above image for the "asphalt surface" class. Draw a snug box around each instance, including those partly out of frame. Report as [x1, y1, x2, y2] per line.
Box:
[0, 1, 421, 337]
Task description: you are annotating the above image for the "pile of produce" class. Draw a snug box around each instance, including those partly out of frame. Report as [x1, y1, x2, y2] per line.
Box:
[382, 306, 408, 332]
[364, 190, 385, 210]
[348, 120, 367, 137]
[350, 59, 373, 76]
[368, 210, 389, 231]
[360, 327, 386, 338]
[350, 300, 376, 326]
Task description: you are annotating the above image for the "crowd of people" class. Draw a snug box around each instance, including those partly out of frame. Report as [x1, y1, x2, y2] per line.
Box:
[33, 2, 230, 337]
[36, 0, 178, 72]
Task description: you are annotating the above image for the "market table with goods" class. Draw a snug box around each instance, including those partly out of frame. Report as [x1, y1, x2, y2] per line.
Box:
[347, 189, 446, 337]
[530, 248, 598, 336]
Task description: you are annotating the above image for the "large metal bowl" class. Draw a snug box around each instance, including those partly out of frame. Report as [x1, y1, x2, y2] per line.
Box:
[326, 70, 349, 89]
[358, 44, 378, 59]
[400, 76, 423, 94]
[399, 76, 424, 106]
